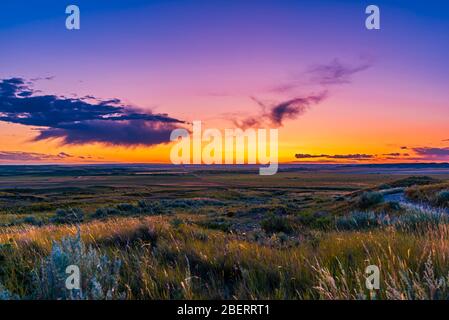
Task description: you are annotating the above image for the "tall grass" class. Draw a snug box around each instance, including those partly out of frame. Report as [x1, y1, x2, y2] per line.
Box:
[1, 203, 449, 299]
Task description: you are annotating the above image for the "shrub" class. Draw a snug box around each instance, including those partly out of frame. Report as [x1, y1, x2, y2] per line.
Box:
[357, 191, 384, 209]
[137, 200, 164, 215]
[261, 214, 294, 234]
[116, 203, 136, 213]
[297, 211, 332, 229]
[394, 204, 449, 232]
[336, 205, 449, 232]
[32, 232, 123, 300]
[336, 212, 389, 231]
[436, 190, 449, 206]
[51, 208, 84, 224]
[23, 216, 41, 226]
[198, 219, 231, 233]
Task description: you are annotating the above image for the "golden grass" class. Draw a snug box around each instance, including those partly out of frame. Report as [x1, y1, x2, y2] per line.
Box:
[2, 215, 449, 299]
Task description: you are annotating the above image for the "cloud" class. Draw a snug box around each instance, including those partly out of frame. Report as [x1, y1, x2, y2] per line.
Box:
[0, 151, 73, 162]
[412, 147, 449, 157]
[233, 58, 371, 128]
[383, 153, 401, 157]
[270, 58, 372, 94]
[294, 154, 323, 159]
[294, 148, 449, 163]
[30, 76, 54, 82]
[294, 143, 449, 163]
[234, 92, 327, 128]
[0, 78, 185, 146]
[35, 120, 178, 146]
[295, 153, 375, 160]
[268, 93, 327, 126]
[307, 58, 372, 85]
[57, 152, 73, 158]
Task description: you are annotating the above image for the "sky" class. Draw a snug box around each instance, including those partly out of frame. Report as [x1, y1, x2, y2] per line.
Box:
[0, 0, 448, 164]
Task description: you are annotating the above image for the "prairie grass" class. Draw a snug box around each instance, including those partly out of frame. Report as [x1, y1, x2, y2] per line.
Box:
[1, 172, 448, 300]
[405, 183, 449, 208]
[1, 205, 449, 300]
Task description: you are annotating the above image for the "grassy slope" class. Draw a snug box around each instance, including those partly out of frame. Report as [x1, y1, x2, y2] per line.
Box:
[1, 169, 449, 299]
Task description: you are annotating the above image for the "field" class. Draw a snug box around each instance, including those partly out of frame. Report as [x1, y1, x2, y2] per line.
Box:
[1, 164, 449, 300]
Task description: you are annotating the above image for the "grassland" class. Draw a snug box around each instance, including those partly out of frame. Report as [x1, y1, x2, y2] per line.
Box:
[0, 164, 449, 300]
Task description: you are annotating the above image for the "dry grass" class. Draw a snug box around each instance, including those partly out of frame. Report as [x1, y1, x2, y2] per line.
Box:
[2, 210, 449, 299]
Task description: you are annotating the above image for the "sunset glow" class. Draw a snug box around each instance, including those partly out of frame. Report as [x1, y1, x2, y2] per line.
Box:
[1, 0, 448, 164]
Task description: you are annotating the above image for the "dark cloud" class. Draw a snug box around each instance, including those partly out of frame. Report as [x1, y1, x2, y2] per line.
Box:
[295, 147, 449, 162]
[383, 153, 401, 157]
[382, 153, 410, 158]
[234, 58, 371, 128]
[269, 93, 327, 126]
[36, 120, 177, 146]
[294, 154, 323, 159]
[295, 153, 375, 160]
[0, 151, 73, 162]
[0, 78, 185, 146]
[57, 152, 73, 158]
[412, 147, 449, 157]
[400, 146, 408, 150]
[307, 59, 372, 85]
[234, 92, 327, 128]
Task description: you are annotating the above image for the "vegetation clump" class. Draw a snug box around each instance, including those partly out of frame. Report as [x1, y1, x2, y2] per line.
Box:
[51, 208, 85, 224]
[261, 214, 295, 234]
[436, 190, 449, 206]
[405, 183, 449, 208]
[357, 191, 384, 209]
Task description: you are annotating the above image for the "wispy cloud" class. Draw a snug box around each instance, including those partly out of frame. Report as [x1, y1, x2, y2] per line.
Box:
[0, 78, 185, 146]
[270, 58, 372, 94]
[233, 58, 371, 129]
[307, 58, 372, 86]
[295, 153, 375, 160]
[233, 92, 327, 129]
[412, 147, 449, 157]
[0, 151, 74, 162]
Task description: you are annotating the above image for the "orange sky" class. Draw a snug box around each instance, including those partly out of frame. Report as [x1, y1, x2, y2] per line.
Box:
[1, 1, 448, 164]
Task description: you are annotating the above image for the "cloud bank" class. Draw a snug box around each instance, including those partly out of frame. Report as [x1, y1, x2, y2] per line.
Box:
[295, 147, 449, 162]
[0, 78, 185, 146]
